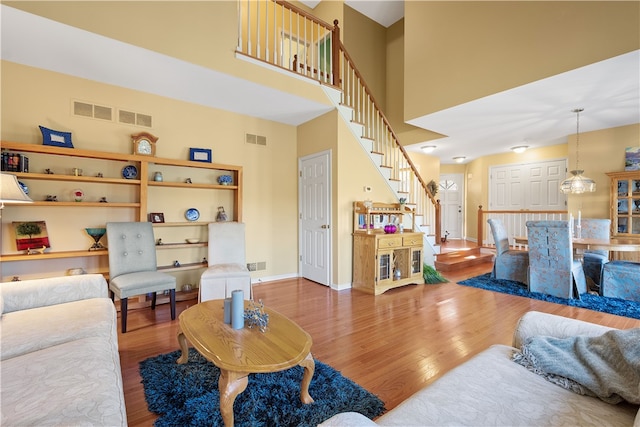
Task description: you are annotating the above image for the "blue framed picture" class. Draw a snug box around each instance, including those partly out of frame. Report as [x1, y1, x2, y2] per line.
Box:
[39, 126, 74, 148]
[189, 148, 212, 163]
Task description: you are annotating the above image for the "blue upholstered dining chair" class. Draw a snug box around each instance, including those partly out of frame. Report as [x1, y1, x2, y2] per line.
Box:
[487, 218, 529, 284]
[526, 220, 587, 299]
[106, 222, 176, 333]
[576, 218, 611, 289]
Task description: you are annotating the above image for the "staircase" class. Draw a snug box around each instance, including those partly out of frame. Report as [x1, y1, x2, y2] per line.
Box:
[236, 0, 442, 265]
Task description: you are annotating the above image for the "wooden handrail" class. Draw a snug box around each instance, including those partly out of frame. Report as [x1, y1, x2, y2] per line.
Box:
[338, 41, 437, 205]
[238, 0, 441, 242]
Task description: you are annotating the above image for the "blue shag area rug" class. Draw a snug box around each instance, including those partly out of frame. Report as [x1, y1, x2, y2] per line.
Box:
[459, 273, 640, 320]
[140, 349, 386, 427]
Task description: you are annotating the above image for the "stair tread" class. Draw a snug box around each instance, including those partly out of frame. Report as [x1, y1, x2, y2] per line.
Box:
[434, 247, 493, 272]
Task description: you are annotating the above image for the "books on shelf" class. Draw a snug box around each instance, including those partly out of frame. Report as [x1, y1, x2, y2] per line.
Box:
[2, 152, 29, 173]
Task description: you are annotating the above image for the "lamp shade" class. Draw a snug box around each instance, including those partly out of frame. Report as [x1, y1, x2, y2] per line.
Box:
[559, 170, 596, 194]
[1, 173, 33, 203]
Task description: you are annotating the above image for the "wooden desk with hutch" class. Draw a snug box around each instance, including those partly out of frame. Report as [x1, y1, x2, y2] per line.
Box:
[352, 201, 423, 295]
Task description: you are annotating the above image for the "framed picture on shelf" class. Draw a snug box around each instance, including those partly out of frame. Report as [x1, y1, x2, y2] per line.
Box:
[189, 148, 212, 163]
[149, 213, 165, 223]
[625, 147, 640, 171]
[39, 125, 74, 148]
[13, 221, 51, 251]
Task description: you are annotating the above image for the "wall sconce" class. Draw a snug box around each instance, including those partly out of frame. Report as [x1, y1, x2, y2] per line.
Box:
[511, 145, 529, 154]
[453, 156, 466, 163]
[421, 145, 436, 154]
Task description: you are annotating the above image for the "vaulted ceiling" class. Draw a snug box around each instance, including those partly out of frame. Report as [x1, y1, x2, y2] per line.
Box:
[2, 3, 638, 164]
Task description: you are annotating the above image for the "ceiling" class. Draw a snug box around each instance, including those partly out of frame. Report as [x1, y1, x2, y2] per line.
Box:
[300, 0, 405, 28]
[2, 4, 639, 165]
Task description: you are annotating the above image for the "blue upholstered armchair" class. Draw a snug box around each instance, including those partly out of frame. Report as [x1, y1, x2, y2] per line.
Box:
[576, 218, 610, 289]
[487, 218, 529, 284]
[106, 222, 176, 333]
[526, 220, 587, 299]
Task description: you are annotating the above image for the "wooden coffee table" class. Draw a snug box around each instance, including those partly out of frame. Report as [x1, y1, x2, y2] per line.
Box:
[176, 300, 314, 427]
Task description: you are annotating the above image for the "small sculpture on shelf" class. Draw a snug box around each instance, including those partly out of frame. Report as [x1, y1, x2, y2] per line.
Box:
[202, 257, 208, 264]
[156, 238, 163, 246]
[45, 195, 58, 202]
[185, 178, 192, 184]
[85, 228, 107, 251]
[173, 260, 181, 267]
[96, 172, 104, 178]
[44, 168, 54, 174]
[216, 206, 228, 222]
[99, 197, 108, 203]
[217, 175, 233, 185]
[27, 245, 47, 255]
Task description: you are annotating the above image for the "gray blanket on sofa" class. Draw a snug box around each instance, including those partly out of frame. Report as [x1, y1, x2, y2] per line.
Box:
[512, 328, 640, 404]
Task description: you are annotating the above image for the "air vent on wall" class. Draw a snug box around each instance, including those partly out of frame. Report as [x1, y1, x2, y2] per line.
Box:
[245, 133, 267, 146]
[73, 101, 113, 121]
[118, 109, 152, 128]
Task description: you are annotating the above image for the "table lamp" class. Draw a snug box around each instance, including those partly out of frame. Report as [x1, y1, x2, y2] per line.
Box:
[1, 172, 33, 216]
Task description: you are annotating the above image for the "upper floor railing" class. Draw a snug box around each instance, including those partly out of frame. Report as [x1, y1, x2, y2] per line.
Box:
[236, 0, 440, 240]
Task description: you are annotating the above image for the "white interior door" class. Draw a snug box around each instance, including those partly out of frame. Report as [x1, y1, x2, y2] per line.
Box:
[299, 151, 331, 286]
[490, 159, 567, 210]
[439, 174, 464, 239]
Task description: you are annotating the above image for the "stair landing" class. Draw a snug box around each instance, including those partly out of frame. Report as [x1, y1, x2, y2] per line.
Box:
[434, 246, 494, 272]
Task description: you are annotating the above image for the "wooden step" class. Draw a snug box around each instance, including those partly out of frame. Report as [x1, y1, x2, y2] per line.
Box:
[434, 247, 494, 272]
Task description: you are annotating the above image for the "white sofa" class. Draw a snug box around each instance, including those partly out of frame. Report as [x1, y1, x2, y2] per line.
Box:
[321, 311, 639, 427]
[1, 274, 127, 426]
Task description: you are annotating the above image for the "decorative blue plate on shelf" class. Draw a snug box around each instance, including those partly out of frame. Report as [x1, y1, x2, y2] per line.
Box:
[122, 165, 138, 179]
[185, 208, 200, 221]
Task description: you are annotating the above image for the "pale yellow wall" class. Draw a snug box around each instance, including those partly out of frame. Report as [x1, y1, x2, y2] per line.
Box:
[404, 1, 640, 120]
[343, 5, 387, 109]
[1, 62, 299, 282]
[298, 110, 398, 287]
[464, 124, 640, 241]
[385, 19, 444, 147]
[5, 1, 332, 108]
[567, 124, 640, 219]
[335, 118, 398, 286]
[407, 151, 440, 187]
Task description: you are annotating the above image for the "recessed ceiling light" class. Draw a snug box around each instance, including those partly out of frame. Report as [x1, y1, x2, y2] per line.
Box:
[511, 145, 529, 153]
[453, 156, 466, 163]
[421, 145, 436, 153]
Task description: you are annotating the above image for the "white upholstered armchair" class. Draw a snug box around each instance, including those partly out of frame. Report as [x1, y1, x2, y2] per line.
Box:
[199, 222, 252, 302]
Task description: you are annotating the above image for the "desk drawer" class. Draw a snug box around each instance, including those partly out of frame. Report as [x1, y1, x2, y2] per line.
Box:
[378, 236, 402, 248]
[403, 235, 422, 246]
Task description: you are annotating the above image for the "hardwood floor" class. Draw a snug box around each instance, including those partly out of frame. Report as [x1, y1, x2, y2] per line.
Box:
[118, 240, 640, 426]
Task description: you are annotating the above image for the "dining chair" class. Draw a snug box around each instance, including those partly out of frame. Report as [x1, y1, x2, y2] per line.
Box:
[525, 220, 587, 299]
[199, 222, 252, 302]
[487, 218, 529, 284]
[106, 222, 176, 333]
[601, 260, 640, 302]
[576, 218, 611, 289]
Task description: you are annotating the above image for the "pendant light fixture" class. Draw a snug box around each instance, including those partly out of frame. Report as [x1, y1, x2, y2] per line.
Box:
[560, 108, 596, 194]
